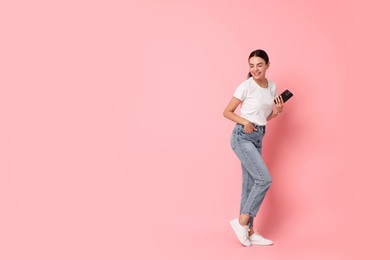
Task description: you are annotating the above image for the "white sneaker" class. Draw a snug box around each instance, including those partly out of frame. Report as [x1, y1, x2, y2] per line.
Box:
[230, 218, 251, 247]
[249, 232, 273, 246]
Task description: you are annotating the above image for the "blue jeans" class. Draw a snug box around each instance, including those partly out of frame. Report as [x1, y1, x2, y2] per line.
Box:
[230, 123, 272, 227]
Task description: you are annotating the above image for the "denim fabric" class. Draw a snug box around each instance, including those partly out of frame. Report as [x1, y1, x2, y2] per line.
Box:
[230, 123, 272, 220]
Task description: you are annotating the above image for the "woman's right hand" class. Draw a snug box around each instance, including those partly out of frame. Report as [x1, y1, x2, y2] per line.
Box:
[243, 121, 256, 133]
[223, 97, 256, 133]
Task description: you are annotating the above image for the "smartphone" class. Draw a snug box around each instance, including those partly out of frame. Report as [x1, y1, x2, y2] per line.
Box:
[274, 89, 293, 104]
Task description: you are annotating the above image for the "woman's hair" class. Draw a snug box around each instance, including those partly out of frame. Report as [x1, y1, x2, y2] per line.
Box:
[247, 49, 269, 78]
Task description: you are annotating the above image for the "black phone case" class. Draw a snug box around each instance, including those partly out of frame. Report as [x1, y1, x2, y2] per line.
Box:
[274, 89, 293, 104]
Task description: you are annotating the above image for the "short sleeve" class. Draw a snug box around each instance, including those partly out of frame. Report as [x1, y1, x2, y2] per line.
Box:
[233, 82, 248, 101]
[271, 81, 277, 98]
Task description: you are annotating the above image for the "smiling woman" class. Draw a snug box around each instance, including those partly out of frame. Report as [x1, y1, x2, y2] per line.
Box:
[247, 49, 270, 81]
[223, 49, 286, 247]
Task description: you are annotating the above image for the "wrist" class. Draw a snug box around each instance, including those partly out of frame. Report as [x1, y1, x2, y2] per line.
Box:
[242, 120, 252, 126]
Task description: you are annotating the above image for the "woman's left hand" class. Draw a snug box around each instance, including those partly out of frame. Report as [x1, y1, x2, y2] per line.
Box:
[275, 95, 284, 113]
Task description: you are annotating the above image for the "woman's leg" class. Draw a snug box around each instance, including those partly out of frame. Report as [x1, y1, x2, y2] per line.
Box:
[239, 164, 252, 220]
[234, 138, 272, 221]
[240, 164, 255, 235]
[246, 139, 265, 236]
[238, 214, 255, 235]
[231, 125, 272, 245]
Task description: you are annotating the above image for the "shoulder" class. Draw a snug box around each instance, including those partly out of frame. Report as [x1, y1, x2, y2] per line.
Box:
[235, 78, 251, 91]
[267, 79, 276, 88]
[238, 77, 252, 87]
[236, 78, 254, 91]
[233, 78, 253, 100]
[267, 79, 277, 94]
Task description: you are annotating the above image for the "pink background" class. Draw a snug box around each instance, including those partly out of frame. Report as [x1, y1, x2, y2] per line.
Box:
[1, 0, 389, 259]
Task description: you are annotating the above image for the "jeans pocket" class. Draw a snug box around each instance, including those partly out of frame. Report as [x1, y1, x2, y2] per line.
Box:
[242, 127, 258, 134]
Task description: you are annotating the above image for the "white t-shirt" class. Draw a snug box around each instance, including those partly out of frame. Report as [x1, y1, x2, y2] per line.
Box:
[233, 77, 277, 126]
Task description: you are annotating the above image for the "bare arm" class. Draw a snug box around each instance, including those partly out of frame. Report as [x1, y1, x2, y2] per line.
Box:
[223, 97, 256, 133]
[266, 110, 279, 121]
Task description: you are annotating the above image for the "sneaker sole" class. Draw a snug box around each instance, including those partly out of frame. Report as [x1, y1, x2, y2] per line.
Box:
[250, 241, 273, 246]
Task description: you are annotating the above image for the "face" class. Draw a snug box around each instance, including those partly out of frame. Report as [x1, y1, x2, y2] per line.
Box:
[249, 57, 269, 80]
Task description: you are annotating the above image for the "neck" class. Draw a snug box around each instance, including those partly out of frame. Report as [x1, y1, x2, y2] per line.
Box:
[254, 78, 268, 88]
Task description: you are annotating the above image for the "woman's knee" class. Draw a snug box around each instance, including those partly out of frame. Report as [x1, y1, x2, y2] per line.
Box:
[254, 177, 272, 188]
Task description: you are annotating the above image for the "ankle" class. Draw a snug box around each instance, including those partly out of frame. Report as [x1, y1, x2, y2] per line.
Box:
[239, 214, 250, 226]
[238, 219, 248, 226]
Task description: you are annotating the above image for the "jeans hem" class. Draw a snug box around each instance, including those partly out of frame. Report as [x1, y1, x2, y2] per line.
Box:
[240, 212, 256, 218]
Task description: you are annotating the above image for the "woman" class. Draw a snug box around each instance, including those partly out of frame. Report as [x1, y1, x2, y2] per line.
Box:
[223, 49, 284, 246]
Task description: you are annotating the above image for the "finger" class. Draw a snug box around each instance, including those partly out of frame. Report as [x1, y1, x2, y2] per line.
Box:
[276, 96, 281, 104]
